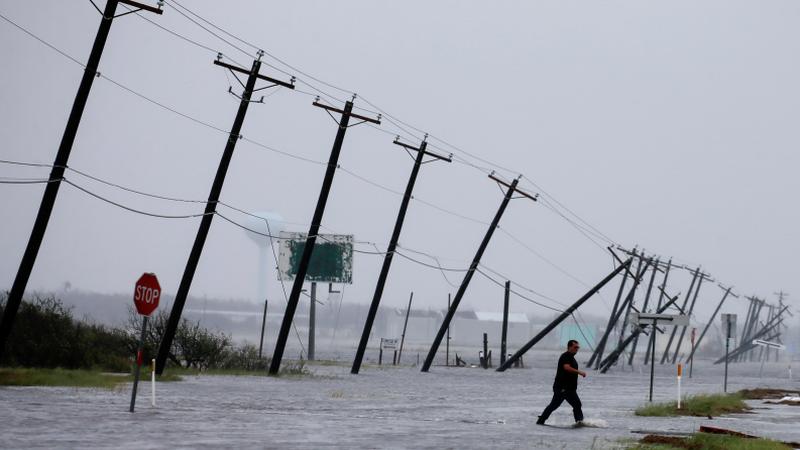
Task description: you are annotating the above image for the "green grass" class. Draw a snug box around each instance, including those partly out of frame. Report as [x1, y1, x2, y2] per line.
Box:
[635, 393, 750, 417]
[0, 367, 131, 389]
[632, 433, 791, 449]
[0, 367, 181, 389]
[161, 360, 320, 379]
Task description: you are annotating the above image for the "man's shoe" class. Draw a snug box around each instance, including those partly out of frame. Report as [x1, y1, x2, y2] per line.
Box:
[574, 420, 584, 427]
[536, 416, 545, 425]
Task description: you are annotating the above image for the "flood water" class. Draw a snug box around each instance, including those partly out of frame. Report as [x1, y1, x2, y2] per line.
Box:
[1, 351, 799, 449]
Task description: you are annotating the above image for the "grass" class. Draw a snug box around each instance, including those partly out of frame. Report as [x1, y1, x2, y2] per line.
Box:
[0, 367, 181, 389]
[632, 433, 791, 449]
[1, 367, 130, 389]
[161, 359, 320, 379]
[635, 393, 750, 417]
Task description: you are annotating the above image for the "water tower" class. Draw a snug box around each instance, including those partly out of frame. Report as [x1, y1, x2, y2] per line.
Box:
[242, 211, 286, 303]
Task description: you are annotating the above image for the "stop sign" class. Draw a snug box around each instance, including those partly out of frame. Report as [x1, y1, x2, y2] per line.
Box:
[134, 273, 161, 316]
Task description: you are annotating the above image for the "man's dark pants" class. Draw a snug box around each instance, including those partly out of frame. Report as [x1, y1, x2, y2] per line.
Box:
[539, 387, 583, 422]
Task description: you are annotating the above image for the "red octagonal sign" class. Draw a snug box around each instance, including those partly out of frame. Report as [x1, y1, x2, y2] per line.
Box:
[134, 273, 161, 316]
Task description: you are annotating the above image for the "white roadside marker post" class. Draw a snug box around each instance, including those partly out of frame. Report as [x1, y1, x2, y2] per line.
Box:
[677, 363, 682, 409]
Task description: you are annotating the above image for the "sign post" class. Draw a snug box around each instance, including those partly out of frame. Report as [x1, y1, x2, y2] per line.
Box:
[721, 313, 737, 393]
[689, 328, 696, 378]
[630, 313, 689, 402]
[130, 273, 161, 413]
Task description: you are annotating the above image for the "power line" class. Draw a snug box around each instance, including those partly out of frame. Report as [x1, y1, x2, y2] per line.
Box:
[1, 13, 617, 289]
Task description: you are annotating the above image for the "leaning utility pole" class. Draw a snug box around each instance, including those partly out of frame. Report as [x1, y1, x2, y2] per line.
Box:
[422, 174, 538, 372]
[269, 98, 381, 375]
[0, 0, 164, 359]
[671, 271, 710, 363]
[587, 249, 634, 369]
[351, 137, 451, 374]
[628, 258, 659, 365]
[497, 259, 633, 372]
[615, 255, 651, 351]
[644, 259, 671, 364]
[684, 285, 734, 364]
[660, 266, 700, 364]
[155, 54, 295, 374]
[598, 291, 682, 373]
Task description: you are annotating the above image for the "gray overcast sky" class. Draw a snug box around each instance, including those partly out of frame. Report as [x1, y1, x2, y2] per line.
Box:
[0, 1, 797, 322]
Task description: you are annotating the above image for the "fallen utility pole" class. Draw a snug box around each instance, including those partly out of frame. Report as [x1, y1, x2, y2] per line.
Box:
[497, 258, 633, 372]
[422, 174, 538, 372]
[598, 292, 682, 373]
[671, 272, 710, 363]
[351, 137, 451, 374]
[0, 0, 164, 360]
[660, 267, 701, 364]
[155, 54, 295, 374]
[684, 285, 734, 364]
[714, 306, 788, 364]
[397, 292, 413, 364]
[269, 98, 381, 375]
[587, 248, 635, 368]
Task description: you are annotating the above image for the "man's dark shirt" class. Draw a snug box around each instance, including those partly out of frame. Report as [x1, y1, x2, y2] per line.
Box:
[553, 351, 578, 390]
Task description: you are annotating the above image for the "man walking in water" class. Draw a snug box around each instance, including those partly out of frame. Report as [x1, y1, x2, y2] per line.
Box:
[537, 340, 586, 425]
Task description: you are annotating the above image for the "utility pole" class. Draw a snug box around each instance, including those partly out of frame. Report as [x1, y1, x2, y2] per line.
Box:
[685, 285, 734, 364]
[501, 280, 510, 366]
[628, 258, 659, 365]
[422, 174, 538, 372]
[155, 54, 294, 374]
[671, 271, 710, 363]
[0, 0, 164, 359]
[587, 248, 633, 369]
[498, 259, 633, 372]
[269, 98, 380, 375]
[615, 255, 651, 350]
[660, 267, 700, 364]
[398, 292, 413, 364]
[351, 137, 451, 374]
[644, 259, 671, 364]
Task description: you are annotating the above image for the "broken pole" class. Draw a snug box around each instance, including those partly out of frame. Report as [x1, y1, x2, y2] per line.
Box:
[497, 258, 632, 372]
[270, 99, 381, 375]
[351, 138, 451, 374]
[422, 175, 538, 372]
